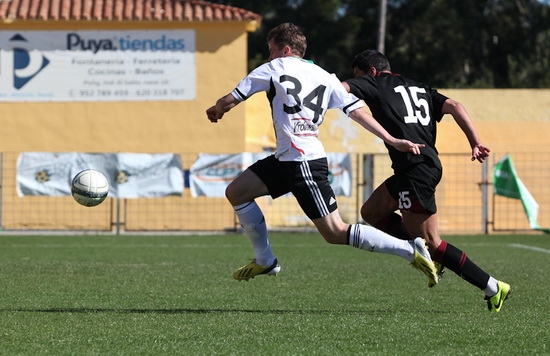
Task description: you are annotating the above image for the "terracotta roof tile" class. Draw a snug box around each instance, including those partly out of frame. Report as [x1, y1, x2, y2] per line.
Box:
[0, 0, 262, 23]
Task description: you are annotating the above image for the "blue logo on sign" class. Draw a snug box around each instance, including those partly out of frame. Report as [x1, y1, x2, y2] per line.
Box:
[10, 34, 50, 89]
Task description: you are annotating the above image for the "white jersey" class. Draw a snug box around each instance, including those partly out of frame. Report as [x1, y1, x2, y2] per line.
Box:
[231, 57, 364, 161]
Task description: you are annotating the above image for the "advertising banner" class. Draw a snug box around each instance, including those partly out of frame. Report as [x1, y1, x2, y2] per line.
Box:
[190, 153, 352, 197]
[328, 153, 352, 196]
[0, 30, 195, 101]
[190, 153, 268, 197]
[17, 152, 184, 198]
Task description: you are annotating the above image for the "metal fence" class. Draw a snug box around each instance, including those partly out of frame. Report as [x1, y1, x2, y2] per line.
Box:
[1, 151, 548, 235]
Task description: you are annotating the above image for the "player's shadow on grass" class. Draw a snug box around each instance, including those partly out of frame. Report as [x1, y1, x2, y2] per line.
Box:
[5, 308, 449, 314]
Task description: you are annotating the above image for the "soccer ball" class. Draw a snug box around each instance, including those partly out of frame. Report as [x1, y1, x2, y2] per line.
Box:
[71, 169, 109, 207]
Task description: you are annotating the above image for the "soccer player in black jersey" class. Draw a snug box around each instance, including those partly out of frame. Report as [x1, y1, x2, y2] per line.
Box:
[342, 49, 511, 312]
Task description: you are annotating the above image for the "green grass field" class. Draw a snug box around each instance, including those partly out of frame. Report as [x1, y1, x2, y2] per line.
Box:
[0, 233, 548, 355]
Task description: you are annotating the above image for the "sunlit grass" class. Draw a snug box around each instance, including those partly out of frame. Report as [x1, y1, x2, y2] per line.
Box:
[0, 233, 548, 355]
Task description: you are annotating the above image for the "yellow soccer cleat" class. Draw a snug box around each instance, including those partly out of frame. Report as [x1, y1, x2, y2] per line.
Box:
[428, 262, 445, 288]
[410, 237, 439, 287]
[233, 259, 281, 281]
[485, 281, 511, 312]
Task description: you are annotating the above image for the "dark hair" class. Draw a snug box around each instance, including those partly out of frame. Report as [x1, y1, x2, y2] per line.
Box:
[267, 23, 307, 57]
[351, 50, 391, 72]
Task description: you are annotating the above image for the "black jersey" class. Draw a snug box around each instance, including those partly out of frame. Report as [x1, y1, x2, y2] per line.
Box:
[345, 73, 448, 173]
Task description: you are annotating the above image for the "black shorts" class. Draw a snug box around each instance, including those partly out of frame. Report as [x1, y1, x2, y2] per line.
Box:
[249, 155, 337, 219]
[385, 163, 442, 215]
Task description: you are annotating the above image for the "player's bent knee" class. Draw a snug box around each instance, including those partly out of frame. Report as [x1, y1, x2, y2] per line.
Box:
[225, 184, 238, 205]
[319, 232, 347, 245]
[360, 206, 376, 224]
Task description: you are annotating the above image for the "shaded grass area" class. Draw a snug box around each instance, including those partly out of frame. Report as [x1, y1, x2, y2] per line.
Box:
[0, 233, 548, 355]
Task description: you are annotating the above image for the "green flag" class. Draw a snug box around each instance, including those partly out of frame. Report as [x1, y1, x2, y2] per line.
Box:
[493, 154, 549, 233]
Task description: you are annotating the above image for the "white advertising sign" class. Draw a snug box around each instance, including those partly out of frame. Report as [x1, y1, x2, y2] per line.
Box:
[0, 30, 195, 101]
[190, 153, 352, 197]
[190, 153, 269, 198]
[17, 152, 184, 198]
[328, 153, 352, 196]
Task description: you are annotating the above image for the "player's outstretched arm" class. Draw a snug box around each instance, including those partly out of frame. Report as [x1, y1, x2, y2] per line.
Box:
[348, 108, 425, 154]
[206, 93, 240, 123]
[442, 99, 490, 162]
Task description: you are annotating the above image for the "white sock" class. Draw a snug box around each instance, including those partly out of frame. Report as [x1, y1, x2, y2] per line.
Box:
[348, 224, 414, 261]
[483, 277, 499, 296]
[233, 201, 276, 266]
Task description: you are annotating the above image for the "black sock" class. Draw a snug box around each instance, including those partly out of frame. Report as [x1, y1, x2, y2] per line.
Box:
[434, 241, 490, 290]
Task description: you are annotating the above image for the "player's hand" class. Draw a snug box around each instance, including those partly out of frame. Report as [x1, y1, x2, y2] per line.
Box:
[206, 106, 224, 123]
[471, 144, 490, 162]
[392, 139, 425, 155]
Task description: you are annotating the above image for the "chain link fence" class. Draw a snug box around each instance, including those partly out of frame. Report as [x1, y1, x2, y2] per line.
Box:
[1, 151, 548, 235]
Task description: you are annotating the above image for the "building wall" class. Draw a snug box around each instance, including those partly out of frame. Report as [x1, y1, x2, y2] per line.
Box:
[0, 21, 254, 231]
[1, 20, 548, 156]
[0, 21, 250, 154]
[436, 89, 550, 154]
[245, 89, 550, 155]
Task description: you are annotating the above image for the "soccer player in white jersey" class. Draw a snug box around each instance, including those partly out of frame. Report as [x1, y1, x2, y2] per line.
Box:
[206, 23, 438, 285]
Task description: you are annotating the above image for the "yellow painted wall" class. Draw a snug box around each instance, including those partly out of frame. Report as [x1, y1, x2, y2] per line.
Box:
[0, 21, 251, 154]
[1, 19, 547, 156]
[245, 89, 550, 155]
[436, 89, 550, 154]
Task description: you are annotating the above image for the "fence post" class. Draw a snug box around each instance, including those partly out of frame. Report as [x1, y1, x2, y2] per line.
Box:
[361, 154, 374, 216]
[0, 152, 3, 231]
[481, 159, 489, 234]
